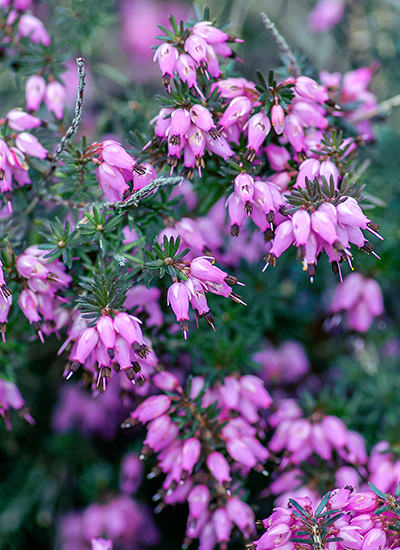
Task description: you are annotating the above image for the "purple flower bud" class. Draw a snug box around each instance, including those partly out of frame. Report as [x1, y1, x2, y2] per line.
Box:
[227, 193, 246, 232]
[336, 197, 369, 229]
[265, 144, 290, 171]
[321, 415, 348, 448]
[269, 220, 294, 258]
[74, 327, 99, 363]
[287, 418, 312, 452]
[226, 438, 256, 467]
[187, 126, 205, 158]
[176, 54, 198, 89]
[45, 82, 66, 120]
[190, 104, 215, 132]
[226, 497, 254, 533]
[207, 451, 231, 485]
[188, 485, 210, 519]
[239, 375, 272, 409]
[296, 158, 320, 188]
[184, 34, 207, 64]
[18, 288, 40, 323]
[114, 336, 133, 369]
[219, 96, 252, 129]
[234, 173, 254, 204]
[254, 523, 291, 549]
[187, 278, 210, 316]
[114, 312, 143, 345]
[308, 0, 346, 33]
[181, 438, 201, 473]
[332, 273, 364, 312]
[205, 45, 221, 78]
[361, 528, 386, 550]
[294, 101, 328, 129]
[295, 76, 329, 103]
[319, 160, 339, 186]
[271, 104, 285, 134]
[247, 112, 271, 152]
[152, 371, 180, 392]
[7, 109, 41, 131]
[96, 315, 116, 349]
[133, 395, 171, 423]
[144, 415, 173, 451]
[15, 132, 47, 160]
[190, 257, 227, 284]
[311, 210, 337, 244]
[212, 508, 232, 543]
[18, 14, 50, 46]
[205, 133, 234, 159]
[337, 526, 363, 549]
[167, 282, 190, 321]
[192, 22, 229, 44]
[283, 114, 305, 151]
[102, 142, 134, 171]
[153, 43, 178, 78]
[169, 109, 191, 140]
[26, 75, 46, 111]
[292, 209, 311, 245]
[96, 163, 129, 197]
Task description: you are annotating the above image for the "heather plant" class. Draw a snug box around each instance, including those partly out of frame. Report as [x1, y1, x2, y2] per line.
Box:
[0, 1, 400, 549]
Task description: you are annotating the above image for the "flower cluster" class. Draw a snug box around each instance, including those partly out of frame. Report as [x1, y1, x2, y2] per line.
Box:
[59, 310, 157, 389]
[264, 196, 382, 281]
[16, 245, 71, 341]
[52, 377, 125, 439]
[25, 75, 66, 120]
[157, 198, 265, 266]
[60, 453, 158, 550]
[308, 0, 346, 33]
[126, 371, 272, 548]
[252, 340, 310, 385]
[330, 272, 384, 332]
[267, 399, 368, 502]
[166, 256, 246, 338]
[1, 112, 47, 211]
[320, 66, 378, 141]
[253, 484, 400, 550]
[149, 18, 382, 283]
[153, 20, 242, 93]
[89, 140, 153, 202]
[0, 2, 51, 48]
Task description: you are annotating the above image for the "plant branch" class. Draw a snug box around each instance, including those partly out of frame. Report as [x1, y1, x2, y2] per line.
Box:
[111, 175, 182, 211]
[54, 57, 86, 160]
[260, 11, 300, 78]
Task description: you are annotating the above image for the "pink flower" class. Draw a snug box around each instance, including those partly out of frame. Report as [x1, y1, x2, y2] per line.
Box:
[18, 14, 51, 46]
[15, 132, 47, 159]
[188, 485, 210, 519]
[331, 273, 384, 332]
[7, 109, 41, 131]
[25, 75, 46, 111]
[271, 104, 285, 134]
[206, 452, 231, 486]
[132, 395, 171, 423]
[45, 81, 66, 119]
[246, 112, 271, 156]
[308, 0, 346, 33]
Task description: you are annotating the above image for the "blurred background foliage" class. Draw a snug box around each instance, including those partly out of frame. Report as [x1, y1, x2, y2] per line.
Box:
[0, 0, 400, 548]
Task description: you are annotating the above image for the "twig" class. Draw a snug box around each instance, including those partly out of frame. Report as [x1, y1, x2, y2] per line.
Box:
[111, 175, 182, 211]
[54, 57, 86, 159]
[260, 11, 300, 79]
[352, 93, 400, 122]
